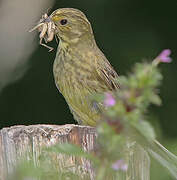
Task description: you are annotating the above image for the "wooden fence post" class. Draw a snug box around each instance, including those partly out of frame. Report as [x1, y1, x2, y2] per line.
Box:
[0, 124, 150, 180]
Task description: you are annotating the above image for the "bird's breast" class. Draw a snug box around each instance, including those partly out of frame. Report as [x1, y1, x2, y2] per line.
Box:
[53, 46, 101, 125]
[53, 46, 95, 104]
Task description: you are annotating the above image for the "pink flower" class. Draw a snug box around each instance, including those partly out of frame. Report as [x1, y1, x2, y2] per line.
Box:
[104, 93, 116, 107]
[112, 159, 128, 171]
[157, 49, 172, 63]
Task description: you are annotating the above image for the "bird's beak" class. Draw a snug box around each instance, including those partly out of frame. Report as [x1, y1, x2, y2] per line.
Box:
[44, 16, 51, 23]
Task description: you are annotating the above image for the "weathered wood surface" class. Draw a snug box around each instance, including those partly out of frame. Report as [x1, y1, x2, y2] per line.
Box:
[0, 124, 150, 180]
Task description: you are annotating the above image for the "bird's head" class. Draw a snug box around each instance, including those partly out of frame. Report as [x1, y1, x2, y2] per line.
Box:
[50, 8, 94, 44]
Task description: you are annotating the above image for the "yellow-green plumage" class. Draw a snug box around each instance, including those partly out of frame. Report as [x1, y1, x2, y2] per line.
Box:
[52, 8, 119, 126]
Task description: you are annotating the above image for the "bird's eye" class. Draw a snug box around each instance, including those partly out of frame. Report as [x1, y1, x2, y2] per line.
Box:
[60, 19, 68, 25]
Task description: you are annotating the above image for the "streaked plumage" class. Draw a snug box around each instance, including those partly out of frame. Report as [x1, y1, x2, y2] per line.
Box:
[52, 8, 119, 126]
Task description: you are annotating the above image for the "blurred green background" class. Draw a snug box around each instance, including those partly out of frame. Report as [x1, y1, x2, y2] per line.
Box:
[0, 0, 176, 179]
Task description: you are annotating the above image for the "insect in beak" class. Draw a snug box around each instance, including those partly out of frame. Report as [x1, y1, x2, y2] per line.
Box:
[29, 13, 58, 52]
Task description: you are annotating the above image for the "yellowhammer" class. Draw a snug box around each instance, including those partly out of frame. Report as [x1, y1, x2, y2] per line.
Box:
[50, 8, 119, 126]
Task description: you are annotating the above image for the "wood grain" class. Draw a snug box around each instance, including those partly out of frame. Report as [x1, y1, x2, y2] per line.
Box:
[0, 124, 150, 180]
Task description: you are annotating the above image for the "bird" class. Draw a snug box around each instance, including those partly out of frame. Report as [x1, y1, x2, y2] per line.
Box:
[51, 8, 119, 126]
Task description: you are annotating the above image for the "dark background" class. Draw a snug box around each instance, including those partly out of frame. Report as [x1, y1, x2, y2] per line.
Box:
[0, 0, 177, 178]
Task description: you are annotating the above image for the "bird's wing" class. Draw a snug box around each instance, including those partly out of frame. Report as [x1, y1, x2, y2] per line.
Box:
[86, 57, 119, 113]
[96, 57, 120, 91]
